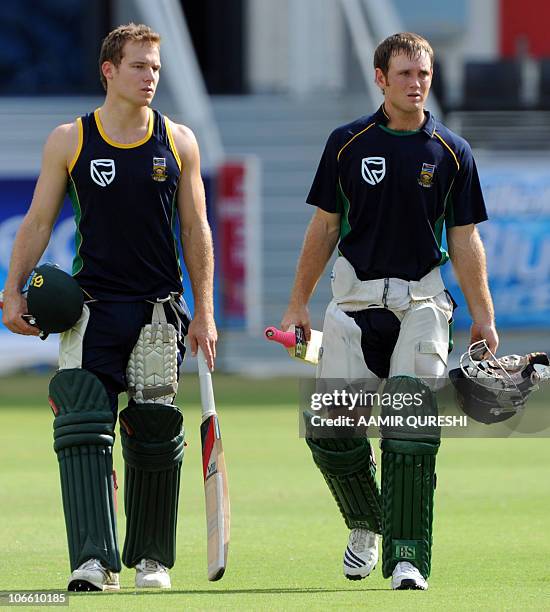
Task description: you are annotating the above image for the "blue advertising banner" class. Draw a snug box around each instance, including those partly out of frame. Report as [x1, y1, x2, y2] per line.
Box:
[0, 179, 75, 283]
[1, 161, 550, 357]
[442, 164, 550, 329]
[0, 178, 201, 333]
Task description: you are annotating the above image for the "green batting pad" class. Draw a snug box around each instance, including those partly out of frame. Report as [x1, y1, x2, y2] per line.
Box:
[50, 369, 120, 572]
[119, 402, 184, 568]
[379, 375, 441, 442]
[305, 417, 382, 533]
[380, 376, 440, 579]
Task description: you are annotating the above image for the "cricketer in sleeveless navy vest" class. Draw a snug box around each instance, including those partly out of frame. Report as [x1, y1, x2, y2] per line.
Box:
[68, 108, 183, 301]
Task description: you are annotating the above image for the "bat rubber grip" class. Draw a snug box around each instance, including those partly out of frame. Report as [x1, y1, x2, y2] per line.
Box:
[198, 348, 216, 420]
[264, 327, 296, 349]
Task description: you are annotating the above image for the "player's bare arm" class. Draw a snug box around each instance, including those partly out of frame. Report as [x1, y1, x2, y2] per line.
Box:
[281, 208, 340, 338]
[173, 122, 217, 369]
[3, 122, 77, 336]
[447, 223, 499, 353]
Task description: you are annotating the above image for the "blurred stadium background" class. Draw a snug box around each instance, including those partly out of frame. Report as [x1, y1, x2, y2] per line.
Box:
[2, 4, 550, 606]
[1, 0, 550, 375]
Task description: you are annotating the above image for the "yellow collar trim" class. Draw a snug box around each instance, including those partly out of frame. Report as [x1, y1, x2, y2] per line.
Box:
[434, 132, 460, 171]
[68, 117, 84, 174]
[164, 117, 182, 171]
[94, 108, 154, 148]
[337, 123, 376, 161]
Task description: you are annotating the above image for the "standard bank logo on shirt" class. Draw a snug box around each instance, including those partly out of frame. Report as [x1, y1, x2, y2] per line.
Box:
[361, 157, 386, 185]
[90, 159, 116, 187]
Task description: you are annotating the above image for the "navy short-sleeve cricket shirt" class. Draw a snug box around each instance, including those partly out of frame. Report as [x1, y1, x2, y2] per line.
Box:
[307, 105, 488, 281]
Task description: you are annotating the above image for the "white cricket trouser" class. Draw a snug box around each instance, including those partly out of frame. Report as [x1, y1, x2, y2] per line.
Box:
[317, 257, 454, 387]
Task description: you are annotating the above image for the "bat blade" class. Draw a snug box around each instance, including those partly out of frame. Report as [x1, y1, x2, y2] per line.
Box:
[198, 349, 230, 581]
[200, 414, 230, 581]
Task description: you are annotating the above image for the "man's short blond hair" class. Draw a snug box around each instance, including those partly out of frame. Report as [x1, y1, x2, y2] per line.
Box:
[374, 32, 434, 76]
[99, 23, 161, 91]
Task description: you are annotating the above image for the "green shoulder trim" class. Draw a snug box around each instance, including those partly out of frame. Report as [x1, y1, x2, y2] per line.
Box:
[433, 212, 449, 268]
[170, 192, 183, 281]
[433, 176, 458, 268]
[67, 178, 84, 276]
[444, 191, 456, 228]
[448, 318, 454, 353]
[337, 179, 352, 240]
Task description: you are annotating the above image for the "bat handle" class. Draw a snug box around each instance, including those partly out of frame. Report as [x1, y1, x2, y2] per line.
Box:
[264, 326, 296, 349]
[0, 289, 3, 309]
[197, 347, 217, 419]
[197, 346, 211, 376]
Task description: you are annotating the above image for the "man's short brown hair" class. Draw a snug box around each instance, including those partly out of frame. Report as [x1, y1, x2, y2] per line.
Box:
[99, 23, 161, 91]
[374, 32, 434, 76]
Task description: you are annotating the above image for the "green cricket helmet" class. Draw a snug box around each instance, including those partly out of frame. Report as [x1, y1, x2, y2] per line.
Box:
[26, 264, 84, 334]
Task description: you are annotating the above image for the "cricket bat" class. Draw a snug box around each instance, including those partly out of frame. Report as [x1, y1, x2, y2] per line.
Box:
[264, 325, 323, 365]
[197, 347, 230, 581]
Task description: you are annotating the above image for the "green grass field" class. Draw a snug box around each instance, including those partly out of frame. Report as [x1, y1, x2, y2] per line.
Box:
[0, 373, 549, 611]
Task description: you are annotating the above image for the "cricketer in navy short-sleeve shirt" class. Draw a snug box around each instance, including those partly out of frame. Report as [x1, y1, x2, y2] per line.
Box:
[307, 105, 488, 282]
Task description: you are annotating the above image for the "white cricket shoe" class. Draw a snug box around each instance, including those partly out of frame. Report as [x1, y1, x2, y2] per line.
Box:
[135, 559, 171, 589]
[67, 558, 120, 592]
[391, 561, 428, 590]
[343, 529, 378, 580]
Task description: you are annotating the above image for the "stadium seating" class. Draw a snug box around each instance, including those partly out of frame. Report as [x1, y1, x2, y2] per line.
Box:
[538, 59, 550, 109]
[463, 60, 522, 110]
[430, 60, 447, 111]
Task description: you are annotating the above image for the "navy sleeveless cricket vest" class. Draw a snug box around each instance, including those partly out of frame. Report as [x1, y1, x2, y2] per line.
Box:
[67, 108, 183, 301]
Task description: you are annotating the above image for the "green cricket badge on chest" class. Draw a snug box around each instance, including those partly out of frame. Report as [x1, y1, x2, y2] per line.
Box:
[418, 162, 435, 188]
[152, 157, 168, 181]
[394, 540, 417, 560]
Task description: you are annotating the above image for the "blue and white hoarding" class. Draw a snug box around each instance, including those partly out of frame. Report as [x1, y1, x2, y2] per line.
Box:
[1, 158, 550, 372]
[442, 160, 550, 330]
[0, 179, 71, 371]
[0, 178, 198, 373]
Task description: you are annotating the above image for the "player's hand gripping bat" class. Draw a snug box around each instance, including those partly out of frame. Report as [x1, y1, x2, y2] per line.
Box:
[264, 325, 323, 365]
